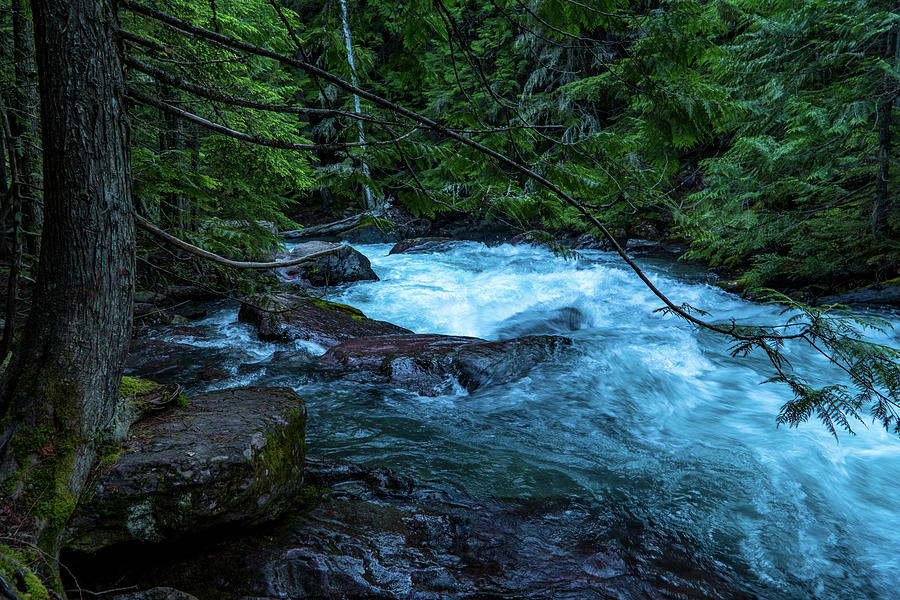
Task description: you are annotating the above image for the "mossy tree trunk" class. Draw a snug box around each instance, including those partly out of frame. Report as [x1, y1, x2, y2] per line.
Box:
[0, 0, 134, 592]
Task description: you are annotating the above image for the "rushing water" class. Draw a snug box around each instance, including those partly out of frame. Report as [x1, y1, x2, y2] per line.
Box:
[187, 242, 900, 599]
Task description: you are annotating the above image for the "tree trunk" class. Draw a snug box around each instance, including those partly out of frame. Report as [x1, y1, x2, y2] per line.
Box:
[0, 0, 134, 591]
[158, 83, 186, 229]
[873, 24, 899, 239]
[10, 0, 43, 256]
[873, 99, 891, 240]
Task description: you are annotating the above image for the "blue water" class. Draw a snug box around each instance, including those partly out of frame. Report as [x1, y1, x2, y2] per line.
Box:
[194, 241, 900, 599]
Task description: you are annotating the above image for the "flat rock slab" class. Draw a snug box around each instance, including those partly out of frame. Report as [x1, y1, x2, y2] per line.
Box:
[66, 387, 306, 552]
[318, 333, 573, 396]
[79, 456, 749, 600]
[277, 241, 378, 286]
[238, 293, 411, 349]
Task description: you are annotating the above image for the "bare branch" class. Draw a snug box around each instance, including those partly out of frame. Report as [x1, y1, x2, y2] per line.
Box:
[136, 215, 334, 269]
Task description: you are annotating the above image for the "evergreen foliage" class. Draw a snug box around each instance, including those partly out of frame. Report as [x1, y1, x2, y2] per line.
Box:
[2, 0, 900, 439]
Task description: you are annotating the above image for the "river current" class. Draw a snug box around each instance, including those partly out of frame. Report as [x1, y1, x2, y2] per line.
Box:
[188, 242, 900, 599]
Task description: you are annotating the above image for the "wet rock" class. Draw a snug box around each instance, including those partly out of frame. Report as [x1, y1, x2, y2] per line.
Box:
[389, 237, 458, 255]
[339, 218, 433, 244]
[571, 232, 616, 250]
[171, 303, 209, 321]
[219, 219, 279, 236]
[495, 306, 590, 338]
[818, 282, 900, 307]
[625, 238, 684, 257]
[253, 456, 752, 600]
[277, 241, 377, 286]
[135, 290, 168, 304]
[164, 285, 219, 303]
[66, 387, 306, 552]
[111, 588, 198, 600]
[71, 456, 753, 600]
[133, 302, 159, 319]
[238, 293, 411, 348]
[126, 338, 251, 386]
[318, 333, 572, 396]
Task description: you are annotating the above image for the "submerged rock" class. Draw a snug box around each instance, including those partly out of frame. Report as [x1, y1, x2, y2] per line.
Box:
[495, 305, 590, 338]
[276, 241, 378, 286]
[318, 333, 572, 395]
[388, 237, 458, 255]
[66, 387, 306, 552]
[238, 293, 411, 348]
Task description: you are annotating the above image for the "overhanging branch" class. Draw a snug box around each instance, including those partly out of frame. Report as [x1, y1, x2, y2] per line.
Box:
[119, 0, 810, 343]
[136, 215, 331, 269]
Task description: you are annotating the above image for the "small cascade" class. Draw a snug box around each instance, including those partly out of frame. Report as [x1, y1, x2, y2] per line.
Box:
[340, 0, 375, 210]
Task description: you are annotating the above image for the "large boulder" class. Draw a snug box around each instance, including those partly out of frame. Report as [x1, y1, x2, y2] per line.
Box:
[66, 387, 307, 552]
[318, 333, 572, 395]
[238, 293, 412, 349]
[277, 241, 377, 286]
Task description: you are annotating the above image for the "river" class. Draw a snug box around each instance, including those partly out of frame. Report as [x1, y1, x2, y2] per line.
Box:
[187, 241, 900, 599]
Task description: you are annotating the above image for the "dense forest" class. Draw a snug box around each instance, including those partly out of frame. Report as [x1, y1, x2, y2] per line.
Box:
[0, 1, 899, 598]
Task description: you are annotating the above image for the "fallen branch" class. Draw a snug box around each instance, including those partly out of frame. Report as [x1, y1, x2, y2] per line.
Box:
[136, 215, 333, 269]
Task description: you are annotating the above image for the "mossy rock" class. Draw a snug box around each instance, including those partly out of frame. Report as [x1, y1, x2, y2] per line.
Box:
[66, 387, 307, 553]
[238, 293, 411, 349]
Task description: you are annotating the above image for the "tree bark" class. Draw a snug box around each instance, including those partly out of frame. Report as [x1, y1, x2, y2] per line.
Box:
[9, 0, 43, 255]
[873, 23, 899, 240]
[0, 0, 134, 591]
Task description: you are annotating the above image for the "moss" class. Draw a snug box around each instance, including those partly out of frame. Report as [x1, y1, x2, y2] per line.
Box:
[0, 546, 50, 600]
[250, 406, 306, 506]
[120, 376, 189, 410]
[119, 376, 160, 397]
[295, 483, 328, 512]
[98, 443, 123, 470]
[308, 298, 367, 318]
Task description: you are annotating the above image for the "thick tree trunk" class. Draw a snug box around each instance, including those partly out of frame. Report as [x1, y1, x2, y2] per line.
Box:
[10, 0, 43, 256]
[0, 0, 134, 590]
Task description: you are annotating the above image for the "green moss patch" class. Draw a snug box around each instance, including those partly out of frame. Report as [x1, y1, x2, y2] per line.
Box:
[0, 545, 51, 600]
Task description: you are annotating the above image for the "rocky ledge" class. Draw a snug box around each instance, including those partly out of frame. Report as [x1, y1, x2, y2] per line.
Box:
[238, 293, 411, 348]
[318, 333, 573, 396]
[73, 456, 751, 600]
[65, 387, 306, 553]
